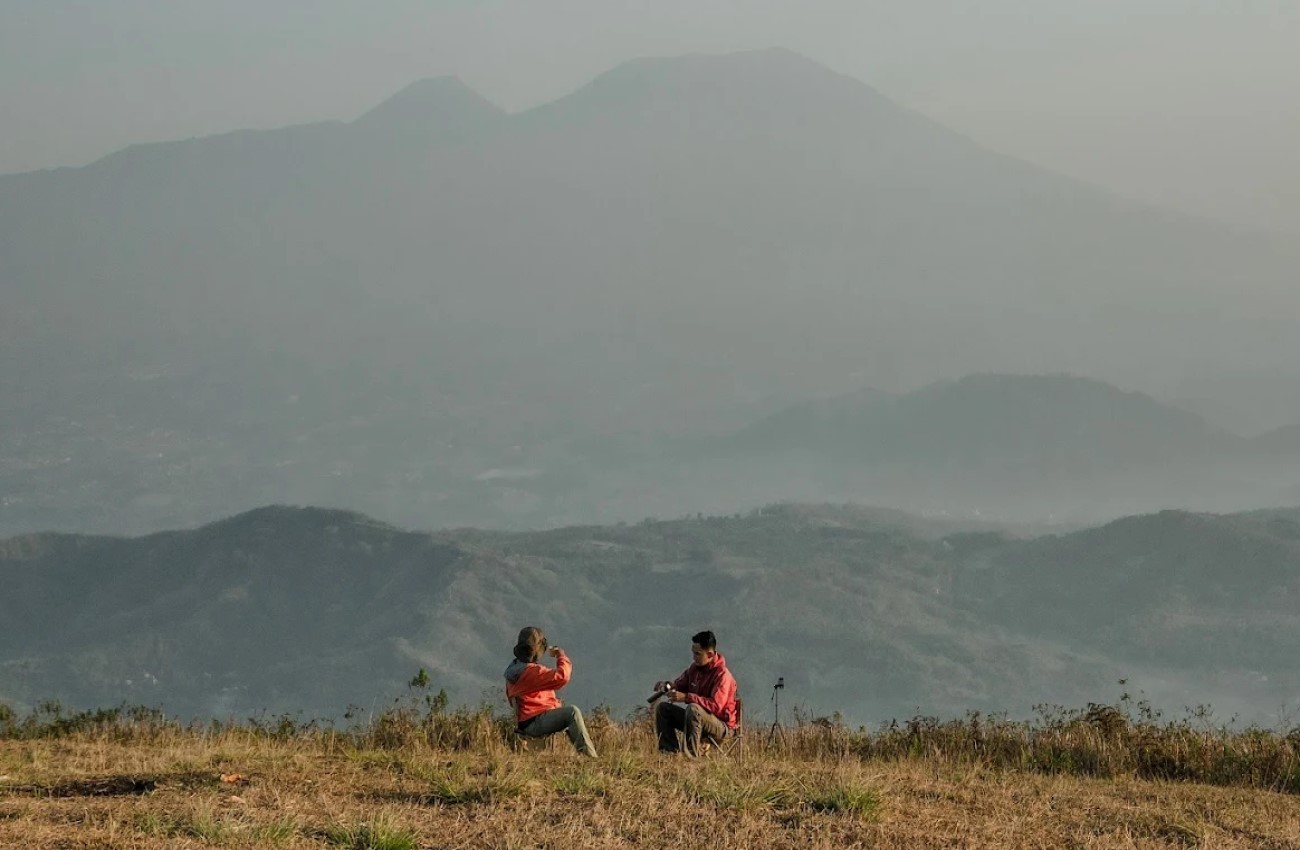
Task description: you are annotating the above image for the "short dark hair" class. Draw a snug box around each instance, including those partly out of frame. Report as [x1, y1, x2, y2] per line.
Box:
[691, 630, 717, 651]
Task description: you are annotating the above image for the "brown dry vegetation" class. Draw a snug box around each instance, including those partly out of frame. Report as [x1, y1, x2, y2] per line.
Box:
[4, 707, 1300, 849]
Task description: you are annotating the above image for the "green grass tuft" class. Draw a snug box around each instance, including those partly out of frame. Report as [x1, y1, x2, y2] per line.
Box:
[551, 765, 610, 797]
[800, 779, 881, 818]
[323, 816, 418, 850]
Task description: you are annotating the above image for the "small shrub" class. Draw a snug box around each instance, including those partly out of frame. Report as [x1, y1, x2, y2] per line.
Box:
[0, 701, 178, 741]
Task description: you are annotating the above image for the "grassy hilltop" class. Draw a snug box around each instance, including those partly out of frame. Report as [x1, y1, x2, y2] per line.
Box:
[3, 697, 1300, 849]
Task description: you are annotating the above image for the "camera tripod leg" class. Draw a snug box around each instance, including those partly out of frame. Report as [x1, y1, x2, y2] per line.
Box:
[768, 679, 786, 745]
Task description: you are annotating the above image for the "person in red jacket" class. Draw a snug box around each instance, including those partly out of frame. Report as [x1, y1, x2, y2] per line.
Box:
[653, 629, 739, 756]
[504, 626, 597, 757]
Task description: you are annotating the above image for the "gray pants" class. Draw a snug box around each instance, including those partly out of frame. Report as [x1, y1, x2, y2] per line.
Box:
[518, 705, 597, 757]
[655, 701, 728, 756]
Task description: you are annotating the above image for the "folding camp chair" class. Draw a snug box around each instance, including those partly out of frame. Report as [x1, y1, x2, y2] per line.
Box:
[702, 697, 744, 758]
[509, 728, 553, 753]
[506, 695, 553, 753]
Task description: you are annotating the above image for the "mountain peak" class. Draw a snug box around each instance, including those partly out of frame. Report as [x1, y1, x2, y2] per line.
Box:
[913, 373, 1219, 434]
[599, 47, 847, 82]
[516, 46, 951, 154]
[202, 505, 403, 537]
[589, 47, 883, 100]
[727, 372, 1226, 470]
[355, 76, 503, 131]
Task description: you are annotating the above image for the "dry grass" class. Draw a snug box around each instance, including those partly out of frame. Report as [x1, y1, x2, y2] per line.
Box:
[4, 713, 1300, 849]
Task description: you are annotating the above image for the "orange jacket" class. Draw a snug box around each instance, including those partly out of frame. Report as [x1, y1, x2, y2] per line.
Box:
[504, 650, 572, 723]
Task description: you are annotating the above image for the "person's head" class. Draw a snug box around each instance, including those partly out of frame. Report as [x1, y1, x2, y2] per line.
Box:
[690, 630, 717, 667]
[513, 626, 547, 663]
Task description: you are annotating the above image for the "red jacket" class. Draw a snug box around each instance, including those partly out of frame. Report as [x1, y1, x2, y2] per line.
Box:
[672, 653, 739, 729]
[504, 650, 571, 723]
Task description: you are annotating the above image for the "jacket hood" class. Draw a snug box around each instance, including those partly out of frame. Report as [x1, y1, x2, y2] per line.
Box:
[504, 658, 529, 684]
[699, 652, 727, 671]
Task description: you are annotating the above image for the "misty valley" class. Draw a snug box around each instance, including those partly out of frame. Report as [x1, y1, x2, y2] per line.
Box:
[3, 49, 1300, 729]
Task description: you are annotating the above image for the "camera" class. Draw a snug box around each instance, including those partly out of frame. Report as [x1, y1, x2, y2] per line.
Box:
[773, 676, 785, 690]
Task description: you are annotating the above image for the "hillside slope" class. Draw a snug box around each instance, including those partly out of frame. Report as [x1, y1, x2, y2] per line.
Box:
[3, 503, 1296, 723]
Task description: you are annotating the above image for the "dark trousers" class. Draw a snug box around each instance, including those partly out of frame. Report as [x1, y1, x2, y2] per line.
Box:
[655, 701, 728, 756]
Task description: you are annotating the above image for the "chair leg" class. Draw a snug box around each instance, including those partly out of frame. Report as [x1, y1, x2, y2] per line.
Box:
[510, 732, 550, 753]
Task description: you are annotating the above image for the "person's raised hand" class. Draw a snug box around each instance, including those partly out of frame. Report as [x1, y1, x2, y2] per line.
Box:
[547, 645, 563, 659]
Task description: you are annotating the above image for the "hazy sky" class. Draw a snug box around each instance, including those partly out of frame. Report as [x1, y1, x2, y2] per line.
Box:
[3, 1, 1298, 233]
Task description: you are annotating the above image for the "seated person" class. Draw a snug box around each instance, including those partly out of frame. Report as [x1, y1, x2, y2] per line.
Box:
[653, 629, 738, 756]
[503, 626, 597, 757]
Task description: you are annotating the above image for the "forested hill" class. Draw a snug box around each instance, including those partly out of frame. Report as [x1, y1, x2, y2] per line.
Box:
[3, 503, 1297, 725]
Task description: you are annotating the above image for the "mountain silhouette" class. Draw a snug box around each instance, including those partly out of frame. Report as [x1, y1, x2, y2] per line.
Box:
[355, 76, 505, 131]
[629, 373, 1300, 526]
[726, 374, 1229, 466]
[1, 49, 1298, 536]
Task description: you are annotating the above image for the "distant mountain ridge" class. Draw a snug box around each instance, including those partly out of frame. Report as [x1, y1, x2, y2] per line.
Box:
[2, 48, 1299, 536]
[724, 374, 1229, 463]
[634, 373, 1294, 526]
[2, 502, 1297, 724]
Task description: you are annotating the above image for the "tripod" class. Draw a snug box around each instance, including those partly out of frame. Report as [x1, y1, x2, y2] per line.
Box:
[768, 677, 786, 745]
